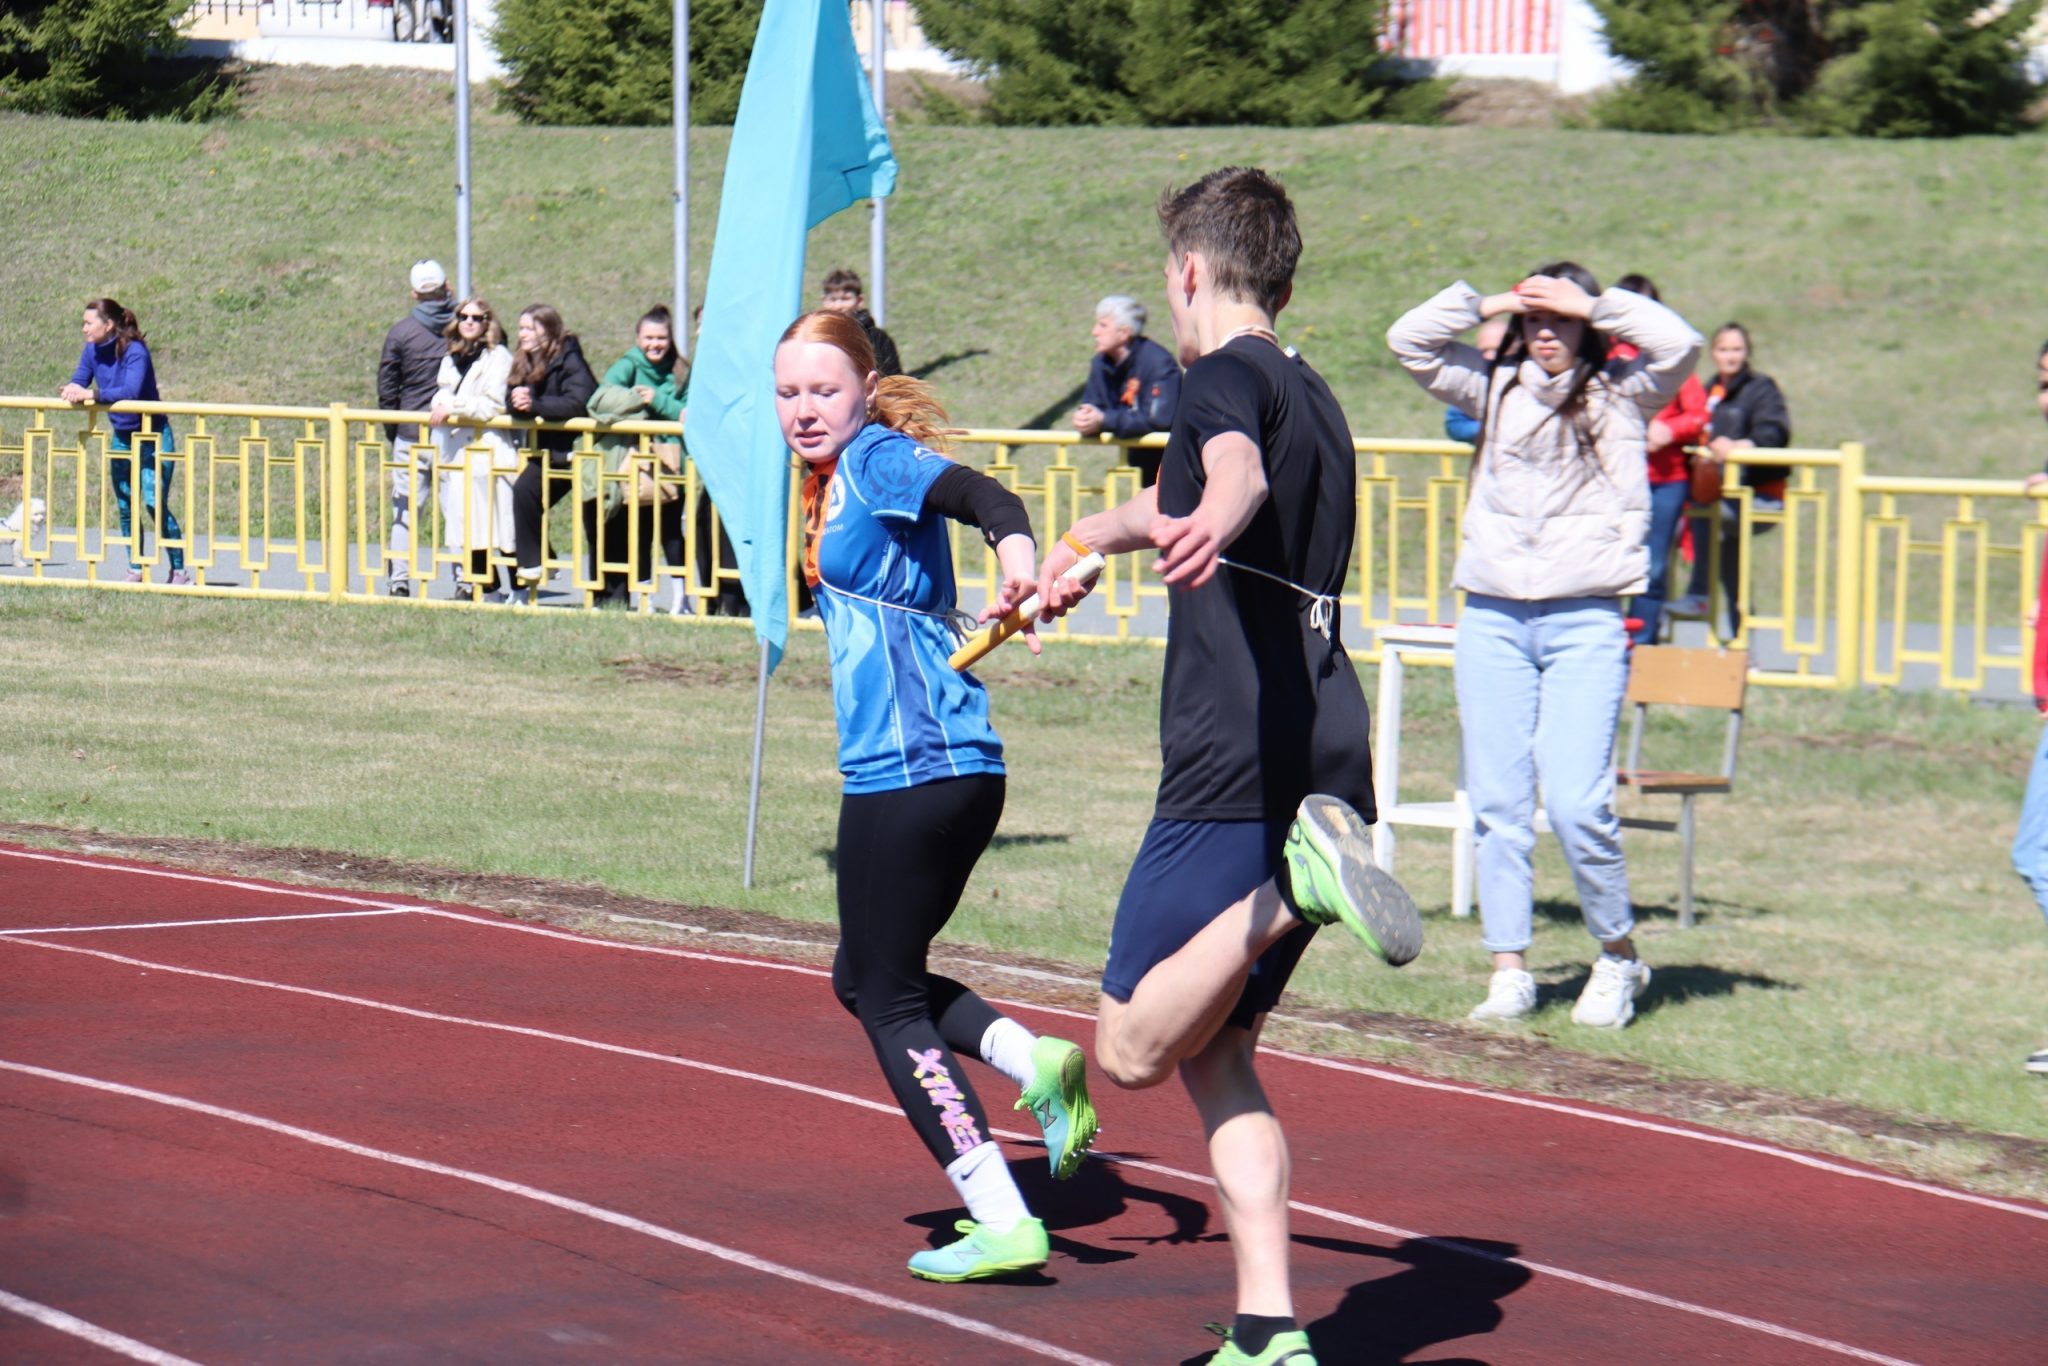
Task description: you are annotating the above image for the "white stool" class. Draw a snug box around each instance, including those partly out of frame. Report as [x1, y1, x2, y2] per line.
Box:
[1371, 623, 1475, 918]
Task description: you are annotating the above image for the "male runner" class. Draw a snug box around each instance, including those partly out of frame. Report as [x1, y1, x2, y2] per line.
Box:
[1036, 167, 1421, 1366]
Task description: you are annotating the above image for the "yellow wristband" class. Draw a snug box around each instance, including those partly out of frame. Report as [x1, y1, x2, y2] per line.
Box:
[1061, 532, 1093, 560]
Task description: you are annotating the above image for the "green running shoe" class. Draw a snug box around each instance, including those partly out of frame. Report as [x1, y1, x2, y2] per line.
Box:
[1206, 1324, 1318, 1365]
[1283, 794, 1423, 967]
[906, 1217, 1050, 1283]
[1014, 1036, 1098, 1179]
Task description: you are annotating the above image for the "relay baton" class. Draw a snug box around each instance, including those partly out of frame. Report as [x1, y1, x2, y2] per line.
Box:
[949, 550, 1105, 672]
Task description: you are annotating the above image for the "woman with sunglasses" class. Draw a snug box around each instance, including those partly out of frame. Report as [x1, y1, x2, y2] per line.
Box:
[427, 297, 516, 595]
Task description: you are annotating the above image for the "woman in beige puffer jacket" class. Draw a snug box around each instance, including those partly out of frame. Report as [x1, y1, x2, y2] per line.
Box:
[1387, 263, 1701, 1031]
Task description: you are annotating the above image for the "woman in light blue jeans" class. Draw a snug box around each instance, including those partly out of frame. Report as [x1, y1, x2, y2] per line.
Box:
[1388, 263, 1701, 1027]
[60, 298, 190, 584]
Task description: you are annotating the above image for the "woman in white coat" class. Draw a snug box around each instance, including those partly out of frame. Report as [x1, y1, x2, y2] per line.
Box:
[428, 296, 517, 595]
[1387, 263, 1701, 1029]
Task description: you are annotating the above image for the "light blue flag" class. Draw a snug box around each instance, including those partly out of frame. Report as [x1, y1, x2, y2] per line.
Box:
[688, 0, 897, 673]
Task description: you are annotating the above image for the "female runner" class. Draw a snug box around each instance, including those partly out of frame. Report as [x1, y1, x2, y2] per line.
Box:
[773, 309, 1097, 1282]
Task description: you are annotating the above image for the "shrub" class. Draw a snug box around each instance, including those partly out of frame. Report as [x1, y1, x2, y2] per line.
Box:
[0, 0, 236, 120]
[1590, 0, 2043, 136]
[913, 0, 1435, 126]
[492, 0, 762, 126]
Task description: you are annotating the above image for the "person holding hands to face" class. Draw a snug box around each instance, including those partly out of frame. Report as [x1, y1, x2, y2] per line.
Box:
[1388, 263, 1701, 1029]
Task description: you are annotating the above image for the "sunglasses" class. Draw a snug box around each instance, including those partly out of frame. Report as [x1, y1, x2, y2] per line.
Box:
[458, 312, 491, 322]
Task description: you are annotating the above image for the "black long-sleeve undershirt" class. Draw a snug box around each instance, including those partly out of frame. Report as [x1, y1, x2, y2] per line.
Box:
[924, 463, 1033, 548]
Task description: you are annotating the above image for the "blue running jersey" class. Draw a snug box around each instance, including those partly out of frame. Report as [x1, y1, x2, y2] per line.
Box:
[813, 424, 1005, 794]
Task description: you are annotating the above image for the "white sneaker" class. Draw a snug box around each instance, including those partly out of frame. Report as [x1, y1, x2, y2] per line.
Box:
[1572, 954, 1652, 1028]
[1666, 593, 1710, 619]
[2027, 1047, 2048, 1076]
[1469, 968, 1537, 1021]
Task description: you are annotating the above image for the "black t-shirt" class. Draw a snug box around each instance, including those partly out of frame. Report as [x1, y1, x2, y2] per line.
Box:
[1153, 337, 1376, 823]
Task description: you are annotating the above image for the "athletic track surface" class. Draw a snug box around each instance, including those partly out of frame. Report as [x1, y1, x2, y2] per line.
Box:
[3, 843, 2044, 1365]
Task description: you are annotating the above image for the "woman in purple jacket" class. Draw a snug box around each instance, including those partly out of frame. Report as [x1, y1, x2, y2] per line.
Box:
[59, 298, 190, 584]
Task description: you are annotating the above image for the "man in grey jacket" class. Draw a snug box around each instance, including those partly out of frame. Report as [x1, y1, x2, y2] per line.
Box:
[378, 259, 454, 596]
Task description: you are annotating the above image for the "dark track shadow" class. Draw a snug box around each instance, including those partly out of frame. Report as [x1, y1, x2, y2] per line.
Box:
[1532, 892, 1777, 932]
[989, 833, 1071, 850]
[1018, 382, 1087, 432]
[907, 348, 990, 382]
[905, 1151, 1212, 1270]
[1540, 961, 1791, 1019]
[1178, 1235, 1531, 1365]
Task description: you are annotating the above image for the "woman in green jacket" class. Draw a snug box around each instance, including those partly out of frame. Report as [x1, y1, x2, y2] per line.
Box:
[596, 306, 690, 605]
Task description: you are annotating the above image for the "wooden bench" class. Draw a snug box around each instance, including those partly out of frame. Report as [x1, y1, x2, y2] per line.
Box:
[1613, 646, 1750, 929]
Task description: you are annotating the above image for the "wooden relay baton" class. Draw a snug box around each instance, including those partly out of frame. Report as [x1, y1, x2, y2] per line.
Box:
[948, 541, 1105, 672]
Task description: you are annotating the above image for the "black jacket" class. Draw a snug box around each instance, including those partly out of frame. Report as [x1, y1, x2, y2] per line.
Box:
[510, 335, 598, 453]
[1708, 367, 1791, 490]
[852, 307, 901, 377]
[377, 310, 449, 442]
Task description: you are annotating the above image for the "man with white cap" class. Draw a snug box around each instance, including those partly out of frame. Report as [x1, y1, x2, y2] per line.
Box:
[378, 259, 455, 595]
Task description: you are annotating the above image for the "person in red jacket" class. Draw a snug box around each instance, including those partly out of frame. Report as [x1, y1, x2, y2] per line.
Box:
[1608, 274, 1708, 645]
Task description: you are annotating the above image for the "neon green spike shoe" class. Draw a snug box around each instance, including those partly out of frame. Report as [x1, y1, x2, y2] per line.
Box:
[1283, 794, 1423, 967]
[906, 1217, 1050, 1283]
[1206, 1323, 1318, 1365]
[1014, 1036, 1098, 1180]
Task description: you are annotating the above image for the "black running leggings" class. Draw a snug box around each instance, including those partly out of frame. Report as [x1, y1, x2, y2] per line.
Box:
[833, 773, 1008, 1169]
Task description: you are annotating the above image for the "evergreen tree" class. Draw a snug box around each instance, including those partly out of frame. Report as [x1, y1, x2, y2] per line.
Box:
[492, 0, 763, 126]
[0, 0, 233, 119]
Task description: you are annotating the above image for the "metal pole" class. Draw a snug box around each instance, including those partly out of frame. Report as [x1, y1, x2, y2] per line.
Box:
[674, 0, 690, 356]
[742, 637, 771, 889]
[453, 0, 473, 297]
[867, 0, 886, 326]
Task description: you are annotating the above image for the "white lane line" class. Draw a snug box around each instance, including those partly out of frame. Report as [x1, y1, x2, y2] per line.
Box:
[1089, 1153, 1924, 1366]
[0, 936, 1946, 1360]
[0, 1060, 1110, 1366]
[0, 1288, 202, 1366]
[1266, 1049, 2048, 1225]
[11, 845, 2046, 1225]
[0, 847, 416, 909]
[0, 910, 415, 937]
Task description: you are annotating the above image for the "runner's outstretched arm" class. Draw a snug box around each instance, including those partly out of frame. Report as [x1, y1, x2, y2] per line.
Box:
[1035, 485, 1159, 617]
[1151, 433, 1266, 589]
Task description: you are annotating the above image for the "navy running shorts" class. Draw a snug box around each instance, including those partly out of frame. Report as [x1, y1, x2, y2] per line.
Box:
[1100, 816, 1318, 1031]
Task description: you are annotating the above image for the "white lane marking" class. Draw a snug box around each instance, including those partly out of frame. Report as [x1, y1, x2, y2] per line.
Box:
[0, 1288, 203, 1366]
[0, 1060, 1109, 1366]
[10, 844, 2045, 1225]
[1092, 1151, 1924, 1366]
[0, 910, 414, 937]
[0, 847, 415, 909]
[0, 936, 1952, 1360]
[1266, 1049, 2048, 1225]
[3, 937, 897, 1120]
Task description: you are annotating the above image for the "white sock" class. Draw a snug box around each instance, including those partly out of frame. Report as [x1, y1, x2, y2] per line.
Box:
[945, 1141, 1030, 1232]
[979, 1017, 1038, 1089]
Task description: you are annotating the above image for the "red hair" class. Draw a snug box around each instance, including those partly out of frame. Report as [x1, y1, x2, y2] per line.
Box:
[777, 310, 949, 450]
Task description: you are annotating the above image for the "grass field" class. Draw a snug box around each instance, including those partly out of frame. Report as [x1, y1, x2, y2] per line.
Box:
[3, 67, 2046, 479]
[4, 584, 2045, 1200]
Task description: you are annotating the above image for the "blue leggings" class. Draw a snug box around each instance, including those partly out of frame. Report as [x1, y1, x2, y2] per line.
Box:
[109, 428, 184, 572]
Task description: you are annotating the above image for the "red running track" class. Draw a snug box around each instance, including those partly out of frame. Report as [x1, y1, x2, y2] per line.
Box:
[2, 843, 2045, 1365]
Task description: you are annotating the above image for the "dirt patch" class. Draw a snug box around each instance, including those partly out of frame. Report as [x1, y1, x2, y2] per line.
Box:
[1439, 78, 1584, 130]
[604, 654, 831, 690]
[9, 818, 2045, 1197]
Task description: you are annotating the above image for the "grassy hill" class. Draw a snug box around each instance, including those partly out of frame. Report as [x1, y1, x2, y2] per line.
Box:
[3, 66, 2045, 476]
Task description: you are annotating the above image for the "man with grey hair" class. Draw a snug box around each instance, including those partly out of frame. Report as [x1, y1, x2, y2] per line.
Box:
[1072, 293, 1181, 486]
[378, 258, 454, 596]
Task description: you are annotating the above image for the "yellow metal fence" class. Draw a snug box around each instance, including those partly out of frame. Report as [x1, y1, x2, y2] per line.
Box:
[3, 396, 2042, 697]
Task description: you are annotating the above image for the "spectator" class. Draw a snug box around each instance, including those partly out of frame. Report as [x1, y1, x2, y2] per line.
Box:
[1070, 294, 1181, 486]
[1608, 274, 1709, 645]
[1442, 317, 1508, 445]
[506, 304, 598, 596]
[819, 268, 900, 377]
[1670, 322, 1791, 636]
[427, 296, 516, 595]
[378, 259, 455, 597]
[2011, 338, 2048, 1077]
[59, 298, 191, 585]
[593, 304, 689, 607]
[1388, 262, 1701, 1028]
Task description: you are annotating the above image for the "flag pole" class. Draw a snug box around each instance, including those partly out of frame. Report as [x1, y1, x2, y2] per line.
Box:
[742, 636, 771, 888]
[674, 0, 691, 355]
[867, 0, 886, 325]
[453, 0, 473, 297]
